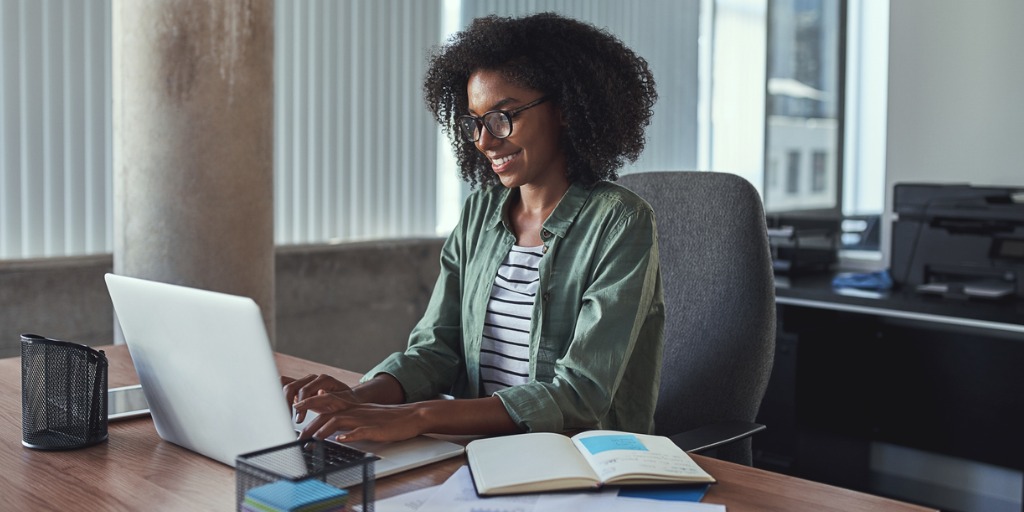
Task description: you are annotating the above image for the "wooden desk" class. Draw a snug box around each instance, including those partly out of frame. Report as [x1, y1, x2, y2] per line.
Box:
[1, 345, 933, 511]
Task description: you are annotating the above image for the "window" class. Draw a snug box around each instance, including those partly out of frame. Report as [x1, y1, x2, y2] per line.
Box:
[812, 150, 827, 192]
[786, 150, 801, 194]
[763, 0, 844, 215]
[737, 0, 887, 257]
[2, 0, 887, 261]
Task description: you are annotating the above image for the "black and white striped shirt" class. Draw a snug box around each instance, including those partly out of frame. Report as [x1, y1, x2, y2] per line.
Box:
[480, 245, 544, 396]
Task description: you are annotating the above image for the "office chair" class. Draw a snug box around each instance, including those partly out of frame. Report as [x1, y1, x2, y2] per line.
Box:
[617, 171, 776, 466]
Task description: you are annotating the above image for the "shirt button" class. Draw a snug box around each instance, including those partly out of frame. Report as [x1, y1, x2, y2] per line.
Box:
[542, 245, 548, 254]
[541, 229, 552, 239]
[543, 292, 551, 302]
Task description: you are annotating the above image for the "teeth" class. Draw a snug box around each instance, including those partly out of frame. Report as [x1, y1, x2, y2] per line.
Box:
[493, 153, 517, 165]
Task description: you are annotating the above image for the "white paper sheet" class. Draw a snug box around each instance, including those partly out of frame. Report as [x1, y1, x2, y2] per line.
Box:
[370, 486, 441, 512]
[395, 465, 727, 512]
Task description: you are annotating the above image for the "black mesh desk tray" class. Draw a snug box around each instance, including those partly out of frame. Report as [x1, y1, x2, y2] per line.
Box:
[21, 333, 109, 450]
[236, 439, 379, 512]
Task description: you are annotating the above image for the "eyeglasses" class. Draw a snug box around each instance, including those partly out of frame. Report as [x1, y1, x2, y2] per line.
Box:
[456, 96, 550, 142]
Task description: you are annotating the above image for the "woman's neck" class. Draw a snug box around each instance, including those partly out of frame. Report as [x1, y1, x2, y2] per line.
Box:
[509, 178, 570, 246]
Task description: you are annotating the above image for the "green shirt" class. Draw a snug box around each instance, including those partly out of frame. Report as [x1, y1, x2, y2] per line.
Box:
[364, 181, 665, 434]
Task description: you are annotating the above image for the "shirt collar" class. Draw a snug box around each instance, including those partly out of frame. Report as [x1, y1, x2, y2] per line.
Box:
[542, 182, 591, 238]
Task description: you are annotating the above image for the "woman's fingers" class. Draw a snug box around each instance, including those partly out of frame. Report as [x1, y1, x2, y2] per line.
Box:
[301, 403, 423, 443]
[281, 374, 317, 406]
[294, 390, 353, 416]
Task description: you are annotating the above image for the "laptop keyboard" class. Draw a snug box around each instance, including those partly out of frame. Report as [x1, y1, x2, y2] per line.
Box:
[300, 439, 377, 472]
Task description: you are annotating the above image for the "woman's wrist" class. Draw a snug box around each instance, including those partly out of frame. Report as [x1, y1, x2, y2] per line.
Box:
[413, 396, 520, 436]
[350, 373, 406, 405]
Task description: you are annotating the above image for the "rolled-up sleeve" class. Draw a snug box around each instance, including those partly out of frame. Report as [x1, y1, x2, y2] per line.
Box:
[362, 227, 466, 402]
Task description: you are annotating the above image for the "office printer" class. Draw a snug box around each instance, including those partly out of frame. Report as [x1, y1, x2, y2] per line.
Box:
[766, 215, 839, 274]
[890, 183, 1024, 299]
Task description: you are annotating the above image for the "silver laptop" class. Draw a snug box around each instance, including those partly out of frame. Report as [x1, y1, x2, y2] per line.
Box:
[105, 273, 464, 473]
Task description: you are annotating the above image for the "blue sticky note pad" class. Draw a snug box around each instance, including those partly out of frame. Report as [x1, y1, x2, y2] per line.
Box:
[245, 479, 348, 511]
[578, 434, 648, 455]
[618, 483, 711, 502]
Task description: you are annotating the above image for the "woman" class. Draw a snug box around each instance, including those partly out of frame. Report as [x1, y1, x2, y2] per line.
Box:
[286, 12, 663, 443]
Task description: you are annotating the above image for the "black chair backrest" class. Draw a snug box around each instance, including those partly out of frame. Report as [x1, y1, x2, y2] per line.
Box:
[617, 171, 776, 465]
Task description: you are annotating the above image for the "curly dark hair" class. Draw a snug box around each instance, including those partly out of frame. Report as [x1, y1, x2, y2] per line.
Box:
[423, 12, 657, 188]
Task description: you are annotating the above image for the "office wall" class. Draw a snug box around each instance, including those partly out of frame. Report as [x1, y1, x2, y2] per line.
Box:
[275, 239, 443, 373]
[0, 256, 113, 354]
[883, 0, 1024, 263]
[0, 240, 443, 373]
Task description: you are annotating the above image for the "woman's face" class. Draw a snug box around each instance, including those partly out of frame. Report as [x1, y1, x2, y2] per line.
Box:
[466, 69, 566, 190]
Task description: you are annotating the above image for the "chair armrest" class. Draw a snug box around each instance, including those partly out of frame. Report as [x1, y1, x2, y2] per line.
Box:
[667, 420, 766, 454]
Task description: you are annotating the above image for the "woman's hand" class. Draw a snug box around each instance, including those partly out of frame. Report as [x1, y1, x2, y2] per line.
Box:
[284, 374, 521, 443]
[296, 394, 522, 444]
[294, 392, 427, 443]
[281, 374, 359, 423]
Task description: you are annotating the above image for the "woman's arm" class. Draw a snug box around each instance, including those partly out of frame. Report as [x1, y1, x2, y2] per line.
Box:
[293, 391, 520, 442]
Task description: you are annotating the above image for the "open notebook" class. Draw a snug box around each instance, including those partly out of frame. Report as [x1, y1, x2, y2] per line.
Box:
[105, 273, 463, 474]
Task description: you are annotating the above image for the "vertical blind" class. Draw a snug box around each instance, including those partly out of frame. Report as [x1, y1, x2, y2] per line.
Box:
[274, 0, 443, 245]
[1, 0, 445, 259]
[2, 0, 699, 260]
[0, 0, 112, 260]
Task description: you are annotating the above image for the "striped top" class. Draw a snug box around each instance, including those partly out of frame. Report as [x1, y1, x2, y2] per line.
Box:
[480, 244, 544, 396]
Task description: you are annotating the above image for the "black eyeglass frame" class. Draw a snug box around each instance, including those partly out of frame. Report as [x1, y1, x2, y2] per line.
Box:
[455, 96, 551, 142]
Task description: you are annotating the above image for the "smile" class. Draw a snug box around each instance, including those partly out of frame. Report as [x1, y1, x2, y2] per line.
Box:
[490, 151, 521, 170]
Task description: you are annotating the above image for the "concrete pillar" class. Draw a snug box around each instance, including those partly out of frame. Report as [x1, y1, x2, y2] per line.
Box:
[112, 0, 275, 344]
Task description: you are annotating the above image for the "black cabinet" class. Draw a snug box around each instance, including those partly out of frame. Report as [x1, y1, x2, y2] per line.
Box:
[756, 274, 1024, 492]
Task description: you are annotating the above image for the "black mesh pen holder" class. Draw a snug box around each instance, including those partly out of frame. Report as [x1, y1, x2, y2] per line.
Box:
[21, 333, 109, 450]
[236, 439, 378, 512]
